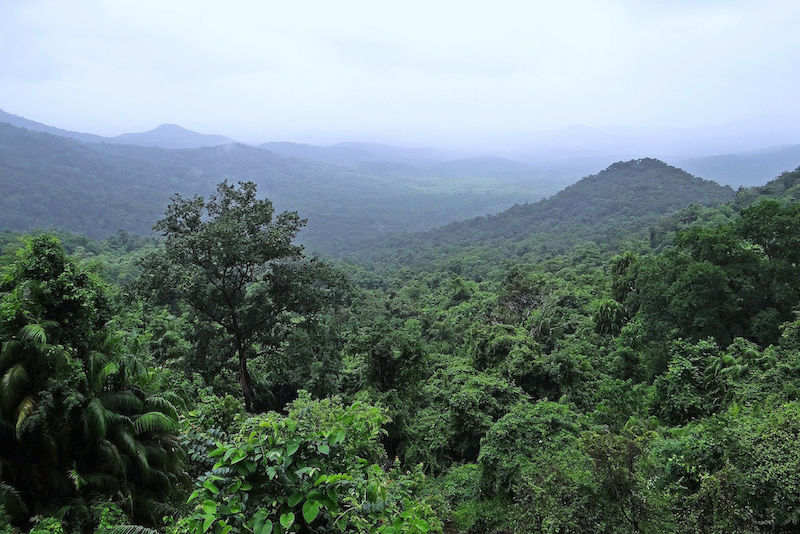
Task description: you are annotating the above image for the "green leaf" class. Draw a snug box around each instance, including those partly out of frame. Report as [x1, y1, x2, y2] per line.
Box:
[317, 443, 330, 455]
[288, 492, 303, 507]
[202, 500, 217, 514]
[286, 440, 300, 456]
[203, 479, 220, 495]
[253, 511, 273, 534]
[302, 500, 320, 523]
[202, 515, 215, 533]
[279, 512, 294, 529]
[230, 450, 247, 464]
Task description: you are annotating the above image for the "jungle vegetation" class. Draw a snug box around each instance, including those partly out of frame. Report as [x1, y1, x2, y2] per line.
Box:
[3, 157, 800, 533]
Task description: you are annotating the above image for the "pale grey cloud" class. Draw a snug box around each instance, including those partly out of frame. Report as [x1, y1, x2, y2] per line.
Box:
[0, 0, 798, 149]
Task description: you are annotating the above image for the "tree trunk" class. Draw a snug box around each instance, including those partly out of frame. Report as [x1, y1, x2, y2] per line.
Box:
[235, 335, 257, 412]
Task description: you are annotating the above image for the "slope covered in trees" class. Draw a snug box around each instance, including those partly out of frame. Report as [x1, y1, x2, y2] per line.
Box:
[351, 158, 735, 272]
[4, 128, 800, 533]
[0, 121, 561, 255]
[4, 166, 800, 532]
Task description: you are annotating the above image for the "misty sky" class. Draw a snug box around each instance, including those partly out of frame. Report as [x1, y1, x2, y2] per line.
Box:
[1, 0, 799, 148]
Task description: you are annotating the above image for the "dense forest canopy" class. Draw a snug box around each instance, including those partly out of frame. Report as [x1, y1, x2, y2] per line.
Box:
[4, 112, 800, 533]
[0, 121, 565, 255]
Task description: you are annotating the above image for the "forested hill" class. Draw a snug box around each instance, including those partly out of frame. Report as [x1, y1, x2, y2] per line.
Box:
[351, 158, 735, 271]
[0, 108, 106, 143]
[0, 121, 561, 254]
[112, 123, 234, 149]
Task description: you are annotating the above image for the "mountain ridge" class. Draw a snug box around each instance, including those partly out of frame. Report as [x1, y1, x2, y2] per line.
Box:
[0, 121, 560, 253]
[349, 157, 736, 268]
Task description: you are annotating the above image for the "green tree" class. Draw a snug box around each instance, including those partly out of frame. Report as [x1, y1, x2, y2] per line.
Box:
[0, 236, 182, 530]
[139, 180, 342, 411]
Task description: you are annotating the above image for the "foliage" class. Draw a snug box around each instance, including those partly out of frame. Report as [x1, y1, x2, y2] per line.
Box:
[138, 180, 345, 411]
[186, 393, 440, 534]
[5, 160, 800, 533]
[0, 236, 182, 531]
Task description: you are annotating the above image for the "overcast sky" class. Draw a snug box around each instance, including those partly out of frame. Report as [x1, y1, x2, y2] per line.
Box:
[1, 0, 799, 148]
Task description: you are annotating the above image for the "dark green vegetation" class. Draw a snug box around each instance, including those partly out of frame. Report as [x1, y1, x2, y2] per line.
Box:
[352, 158, 735, 273]
[3, 133, 800, 533]
[0, 120, 563, 255]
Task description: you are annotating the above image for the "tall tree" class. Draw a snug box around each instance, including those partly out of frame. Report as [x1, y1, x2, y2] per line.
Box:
[139, 180, 341, 411]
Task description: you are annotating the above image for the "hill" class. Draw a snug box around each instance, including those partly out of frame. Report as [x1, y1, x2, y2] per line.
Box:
[351, 158, 735, 272]
[112, 123, 234, 149]
[0, 108, 106, 143]
[0, 109, 234, 149]
[0, 122, 561, 254]
[678, 144, 800, 187]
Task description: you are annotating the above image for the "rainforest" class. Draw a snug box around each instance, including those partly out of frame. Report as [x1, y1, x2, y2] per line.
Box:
[3, 149, 800, 533]
[3, 1, 800, 532]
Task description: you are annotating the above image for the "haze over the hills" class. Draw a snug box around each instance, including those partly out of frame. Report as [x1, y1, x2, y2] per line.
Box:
[6, 3, 800, 533]
[0, 119, 567, 254]
[2, 1, 799, 155]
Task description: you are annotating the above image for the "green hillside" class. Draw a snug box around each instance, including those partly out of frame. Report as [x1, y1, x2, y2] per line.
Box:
[352, 158, 735, 273]
[0, 122, 561, 254]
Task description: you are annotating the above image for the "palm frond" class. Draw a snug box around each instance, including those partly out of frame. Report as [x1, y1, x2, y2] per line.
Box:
[0, 481, 28, 518]
[102, 391, 144, 414]
[132, 412, 177, 435]
[84, 397, 109, 439]
[47, 346, 71, 374]
[112, 425, 138, 455]
[20, 323, 47, 345]
[83, 472, 121, 491]
[15, 395, 35, 438]
[96, 361, 120, 390]
[96, 438, 126, 476]
[144, 395, 179, 421]
[2, 363, 29, 411]
[141, 443, 169, 467]
[134, 443, 150, 471]
[158, 390, 187, 411]
[0, 340, 22, 372]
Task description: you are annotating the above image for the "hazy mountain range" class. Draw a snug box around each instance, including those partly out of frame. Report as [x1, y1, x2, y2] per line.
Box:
[0, 119, 562, 254]
[2, 109, 800, 258]
[4, 108, 800, 187]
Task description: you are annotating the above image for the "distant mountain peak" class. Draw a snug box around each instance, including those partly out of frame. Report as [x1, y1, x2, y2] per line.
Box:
[152, 123, 188, 131]
[601, 157, 671, 173]
[112, 124, 233, 149]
